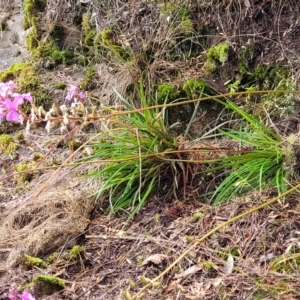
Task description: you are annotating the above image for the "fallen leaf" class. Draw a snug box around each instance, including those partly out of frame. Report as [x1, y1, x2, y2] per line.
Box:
[223, 254, 234, 275]
[259, 253, 275, 262]
[141, 253, 168, 265]
[174, 265, 202, 279]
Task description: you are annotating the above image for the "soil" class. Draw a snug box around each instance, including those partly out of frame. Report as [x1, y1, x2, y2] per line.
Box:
[1, 1, 300, 299]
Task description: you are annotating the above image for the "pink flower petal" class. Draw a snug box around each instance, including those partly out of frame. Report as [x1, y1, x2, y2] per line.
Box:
[6, 110, 20, 122]
[8, 287, 18, 300]
[12, 93, 24, 104]
[5, 98, 19, 110]
[0, 86, 10, 98]
[18, 291, 36, 300]
[65, 85, 78, 101]
[22, 93, 33, 102]
[69, 85, 77, 92]
[79, 91, 85, 99]
[7, 80, 18, 89]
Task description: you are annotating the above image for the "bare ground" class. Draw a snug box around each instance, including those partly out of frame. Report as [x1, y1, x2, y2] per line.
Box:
[1, 0, 300, 299]
[2, 187, 300, 299]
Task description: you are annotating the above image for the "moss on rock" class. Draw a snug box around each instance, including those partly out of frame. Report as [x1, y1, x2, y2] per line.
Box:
[14, 161, 36, 185]
[25, 25, 39, 51]
[32, 274, 65, 296]
[23, 254, 47, 269]
[0, 134, 18, 157]
[157, 84, 180, 104]
[0, 62, 31, 82]
[29, 36, 75, 68]
[205, 42, 229, 74]
[69, 245, 84, 260]
[182, 78, 214, 98]
[24, 4, 76, 68]
[23, 0, 47, 62]
[95, 28, 131, 61]
[252, 64, 290, 90]
[23, 0, 46, 30]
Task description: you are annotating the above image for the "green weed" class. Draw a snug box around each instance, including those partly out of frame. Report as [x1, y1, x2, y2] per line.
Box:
[80, 84, 184, 219]
[208, 100, 289, 204]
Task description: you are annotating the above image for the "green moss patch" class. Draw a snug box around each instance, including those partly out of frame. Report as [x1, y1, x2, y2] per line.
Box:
[157, 78, 214, 104]
[182, 78, 215, 98]
[205, 42, 229, 74]
[14, 161, 36, 186]
[238, 44, 257, 77]
[252, 64, 290, 90]
[23, 0, 46, 30]
[0, 62, 31, 82]
[24, 5, 76, 68]
[46, 252, 59, 264]
[24, 254, 47, 269]
[157, 84, 180, 104]
[0, 134, 18, 157]
[32, 274, 65, 296]
[69, 245, 84, 260]
[93, 28, 131, 61]
[30, 37, 75, 68]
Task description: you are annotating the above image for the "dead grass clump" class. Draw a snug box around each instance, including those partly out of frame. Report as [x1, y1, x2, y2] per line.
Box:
[0, 168, 97, 269]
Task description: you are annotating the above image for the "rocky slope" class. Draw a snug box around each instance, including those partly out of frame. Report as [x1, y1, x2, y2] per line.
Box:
[1, 1, 300, 299]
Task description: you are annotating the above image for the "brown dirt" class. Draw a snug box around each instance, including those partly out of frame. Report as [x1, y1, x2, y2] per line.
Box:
[2, 192, 300, 299]
[1, 0, 300, 299]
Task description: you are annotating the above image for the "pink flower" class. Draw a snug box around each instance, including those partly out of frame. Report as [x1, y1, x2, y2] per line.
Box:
[65, 85, 85, 102]
[22, 93, 33, 102]
[5, 98, 20, 122]
[8, 287, 18, 300]
[9, 288, 36, 300]
[12, 93, 33, 104]
[65, 84, 77, 101]
[6, 80, 18, 89]
[0, 81, 32, 122]
[17, 291, 36, 300]
[0, 85, 11, 98]
[0, 81, 18, 98]
[78, 91, 85, 100]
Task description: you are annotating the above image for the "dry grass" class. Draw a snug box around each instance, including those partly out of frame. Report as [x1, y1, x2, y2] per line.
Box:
[0, 165, 98, 270]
